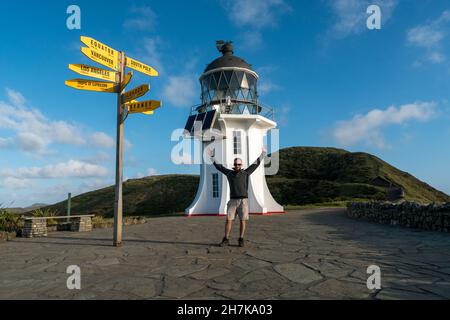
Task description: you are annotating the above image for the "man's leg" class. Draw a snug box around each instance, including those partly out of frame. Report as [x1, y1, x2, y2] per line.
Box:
[220, 199, 237, 246]
[225, 219, 233, 239]
[239, 220, 246, 238]
[238, 199, 249, 247]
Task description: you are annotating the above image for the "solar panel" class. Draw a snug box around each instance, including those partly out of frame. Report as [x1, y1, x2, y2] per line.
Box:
[202, 110, 216, 130]
[184, 114, 196, 134]
[192, 112, 206, 133]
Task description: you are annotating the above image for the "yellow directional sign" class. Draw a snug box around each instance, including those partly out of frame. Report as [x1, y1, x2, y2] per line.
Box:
[68, 64, 118, 82]
[121, 72, 133, 91]
[127, 100, 161, 114]
[65, 79, 117, 93]
[126, 56, 158, 76]
[81, 47, 118, 70]
[80, 36, 119, 60]
[121, 84, 149, 104]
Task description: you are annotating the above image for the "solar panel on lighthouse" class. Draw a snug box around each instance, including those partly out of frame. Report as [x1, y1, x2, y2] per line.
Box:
[184, 110, 217, 136]
[184, 115, 196, 134]
[202, 110, 216, 130]
[193, 112, 206, 133]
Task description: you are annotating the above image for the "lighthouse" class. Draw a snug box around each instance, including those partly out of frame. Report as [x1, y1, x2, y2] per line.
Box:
[184, 41, 284, 216]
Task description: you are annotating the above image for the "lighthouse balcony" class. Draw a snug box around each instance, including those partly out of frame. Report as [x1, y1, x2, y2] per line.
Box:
[190, 99, 275, 120]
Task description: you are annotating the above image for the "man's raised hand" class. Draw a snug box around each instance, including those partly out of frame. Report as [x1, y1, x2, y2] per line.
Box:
[262, 146, 268, 154]
[207, 148, 214, 158]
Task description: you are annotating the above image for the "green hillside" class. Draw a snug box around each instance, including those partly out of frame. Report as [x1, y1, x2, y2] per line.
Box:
[267, 147, 449, 205]
[40, 147, 449, 217]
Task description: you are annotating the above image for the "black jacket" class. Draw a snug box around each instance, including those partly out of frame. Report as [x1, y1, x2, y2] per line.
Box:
[212, 153, 265, 199]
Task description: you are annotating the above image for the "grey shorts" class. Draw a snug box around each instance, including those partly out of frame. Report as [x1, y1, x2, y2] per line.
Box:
[227, 198, 249, 221]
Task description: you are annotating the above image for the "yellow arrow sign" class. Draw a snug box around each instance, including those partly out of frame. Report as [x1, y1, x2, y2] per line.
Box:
[121, 72, 133, 91]
[81, 47, 118, 70]
[68, 64, 118, 82]
[80, 36, 119, 60]
[121, 84, 150, 104]
[124, 100, 154, 115]
[127, 100, 161, 114]
[126, 56, 158, 77]
[65, 79, 117, 93]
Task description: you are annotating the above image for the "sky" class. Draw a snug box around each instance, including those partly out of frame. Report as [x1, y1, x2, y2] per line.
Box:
[0, 0, 449, 207]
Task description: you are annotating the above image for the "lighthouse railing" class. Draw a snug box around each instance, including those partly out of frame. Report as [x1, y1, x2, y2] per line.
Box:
[190, 99, 275, 120]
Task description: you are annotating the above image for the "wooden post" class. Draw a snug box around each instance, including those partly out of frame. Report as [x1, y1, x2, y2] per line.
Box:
[113, 51, 125, 247]
[66, 192, 71, 223]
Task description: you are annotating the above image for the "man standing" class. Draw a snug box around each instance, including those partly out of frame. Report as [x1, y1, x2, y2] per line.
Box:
[207, 147, 267, 247]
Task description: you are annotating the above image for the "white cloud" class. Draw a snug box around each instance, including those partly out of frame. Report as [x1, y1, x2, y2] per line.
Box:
[224, 0, 291, 29]
[407, 10, 450, 65]
[1, 177, 33, 189]
[328, 0, 397, 38]
[6, 88, 26, 106]
[0, 89, 85, 154]
[222, 0, 291, 48]
[141, 37, 164, 74]
[163, 75, 197, 108]
[258, 80, 280, 94]
[147, 168, 158, 176]
[331, 102, 436, 149]
[123, 5, 157, 31]
[124, 139, 133, 151]
[0, 160, 109, 179]
[278, 105, 291, 126]
[0, 88, 116, 155]
[0, 137, 12, 148]
[91, 132, 115, 148]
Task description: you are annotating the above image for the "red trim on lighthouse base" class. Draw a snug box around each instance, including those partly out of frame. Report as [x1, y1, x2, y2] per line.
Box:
[185, 211, 286, 217]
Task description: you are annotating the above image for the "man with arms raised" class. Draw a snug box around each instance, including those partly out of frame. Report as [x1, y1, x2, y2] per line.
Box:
[207, 147, 267, 247]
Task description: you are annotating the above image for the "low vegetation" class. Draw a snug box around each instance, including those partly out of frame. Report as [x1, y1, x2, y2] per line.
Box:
[0, 208, 22, 233]
[31, 208, 59, 226]
[33, 147, 449, 217]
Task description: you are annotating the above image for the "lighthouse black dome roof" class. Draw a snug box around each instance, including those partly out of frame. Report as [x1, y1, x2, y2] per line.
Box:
[204, 41, 252, 73]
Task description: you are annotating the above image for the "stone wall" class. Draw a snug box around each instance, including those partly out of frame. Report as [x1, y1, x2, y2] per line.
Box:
[70, 216, 93, 232]
[22, 218, 47, 238]
[347, 201, 450, 233]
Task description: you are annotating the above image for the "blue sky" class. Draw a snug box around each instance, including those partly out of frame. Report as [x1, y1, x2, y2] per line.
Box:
[0, 0, 449, 207]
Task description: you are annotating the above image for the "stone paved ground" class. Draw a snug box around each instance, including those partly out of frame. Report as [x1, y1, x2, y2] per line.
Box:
[1, 208, 450, 300]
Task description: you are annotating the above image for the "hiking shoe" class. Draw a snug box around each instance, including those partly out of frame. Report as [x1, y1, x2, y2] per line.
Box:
[238, 237, 245, 247]
[219, 237, 229, 247]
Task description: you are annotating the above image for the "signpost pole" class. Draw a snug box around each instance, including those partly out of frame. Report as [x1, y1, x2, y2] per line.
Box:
[113, 51, 125, 247]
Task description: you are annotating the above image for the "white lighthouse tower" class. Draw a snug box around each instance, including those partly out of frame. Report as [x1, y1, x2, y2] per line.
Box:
[184, 41, 283, 216]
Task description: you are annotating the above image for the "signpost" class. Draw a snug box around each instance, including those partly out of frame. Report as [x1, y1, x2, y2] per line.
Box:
[65, 36, 160, 247]
[65, 79, 117, 92]
[126, 56, 158, 76]
[122, 84, 150, 104]
[68, 64, 118, 82]
[81, 47, 118, 70]
[126, 100, 161, 114]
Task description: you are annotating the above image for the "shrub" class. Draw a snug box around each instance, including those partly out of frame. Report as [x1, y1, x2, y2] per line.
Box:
[91, 215, 105, 228]
[32, 208, 58, 226]
[0, 209, 22, 232]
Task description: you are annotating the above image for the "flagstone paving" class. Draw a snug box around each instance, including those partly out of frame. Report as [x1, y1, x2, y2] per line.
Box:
[1, 208, 450, 299]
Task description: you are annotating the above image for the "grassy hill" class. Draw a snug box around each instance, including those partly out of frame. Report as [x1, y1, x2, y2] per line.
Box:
[267, 147, 449, 205]
[40, 147, 449, 217]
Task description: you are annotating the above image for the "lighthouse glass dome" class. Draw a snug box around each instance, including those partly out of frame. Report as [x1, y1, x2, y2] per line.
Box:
[200, 69, 258, 112]
[192, 41, 274, 117]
